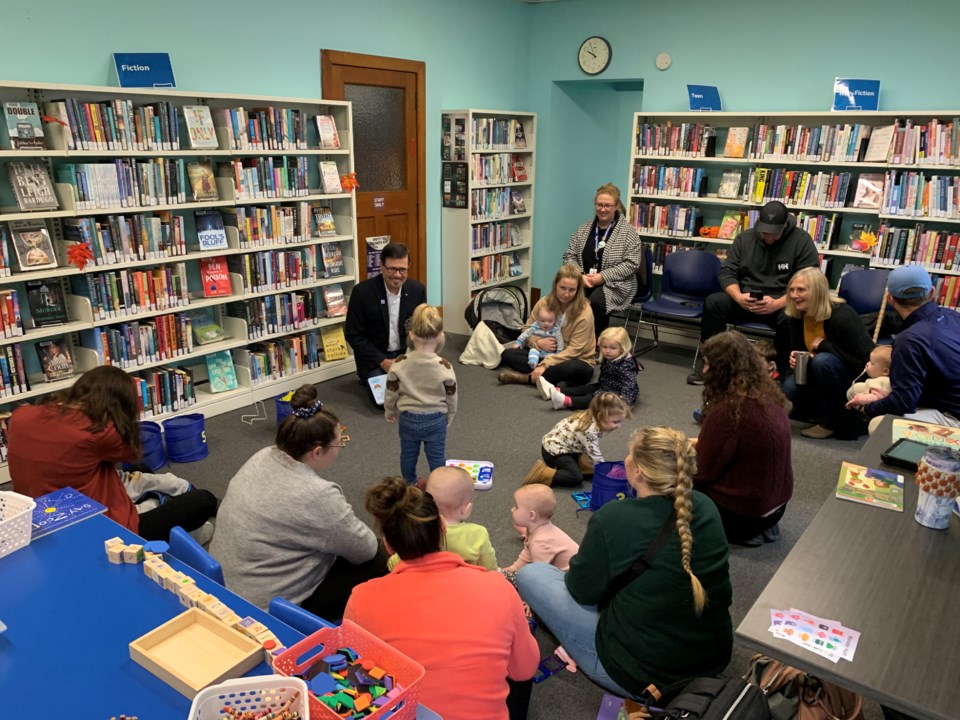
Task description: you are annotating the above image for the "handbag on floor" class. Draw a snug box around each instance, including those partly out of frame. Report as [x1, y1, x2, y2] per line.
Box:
[624, 676, 771, 720]
[746, 654, 863, 720]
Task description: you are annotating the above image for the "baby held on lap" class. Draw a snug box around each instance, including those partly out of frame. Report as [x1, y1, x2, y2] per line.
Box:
[846, 345, 892, 407]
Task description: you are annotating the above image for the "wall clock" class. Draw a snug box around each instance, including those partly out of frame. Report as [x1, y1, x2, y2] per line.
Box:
[578, 36, 612, 76]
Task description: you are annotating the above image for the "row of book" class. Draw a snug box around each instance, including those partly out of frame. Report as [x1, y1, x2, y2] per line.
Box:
[64, 214, 188, 265]
[78, 312, 197, 368]
[0, 287, 24, 338]
[69, 264, 189, 320]
[470, 153, 528, 186]
[930, 274, 960, 310]
[134, 365, 197, 418]
[471, 221, 524, 254]
[218, 108, 341, 152]
[649, 242, 726, 273]
[227, 244, 343, 294]
[470, 118, 527, 151]
[871, 224, 960, 270]
[724, 123, 874, 163]
[56, 158, 191, 210]
[226, 203, 336, 246]
[634, 123, 716, 158]
[218, 157, 312, 200]
[796, 212, 842, 250]
[632, 164, 708, 198]
[225, 285, 345, 340]
[743, 168, 854, 208]
[470, 188, 526, 221]
[469, 252, 522, 288]
[881, 171, 960, 218]
[631, 202, 703, 237]
[0, 334, 80, 397]
[441, 116, 467, 162]
[44, 98, 182, 152]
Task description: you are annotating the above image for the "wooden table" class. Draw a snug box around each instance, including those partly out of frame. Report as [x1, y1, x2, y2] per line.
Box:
[736, 416, 960, 720]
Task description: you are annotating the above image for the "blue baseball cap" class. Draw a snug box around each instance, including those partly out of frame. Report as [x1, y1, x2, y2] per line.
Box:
[887, 265, 933, 300]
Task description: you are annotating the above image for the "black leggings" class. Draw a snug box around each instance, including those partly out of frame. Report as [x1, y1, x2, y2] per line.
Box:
[714, 503, 786, 545]
[500, 348, 594, 386]
[300, 545, 389, 622]
[542, 446, 584, 488]
[138, 489, 218, 541]
[563, 382, 600, 410]
[586, 285, 609, 335]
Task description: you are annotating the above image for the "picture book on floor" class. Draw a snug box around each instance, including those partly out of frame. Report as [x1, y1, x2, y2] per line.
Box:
[836, 461, 904, 512]
[183, 105, 219, 149]
[2, 101, 44, 150]
[320, 242, 344, 277]
[8, 220, 57, 271]
[7, 162, 59, 211]
[205, 349, 238, 393]
[723, 127, 749, 158]
[320, 324, 348, 361]
[312, 205, 337, 237]
[315, 115, 341, 149]
[322, 283, 347, 317]
[35, 336, 75, 382]
[194, 209, 229, 251]
[25, 278, 68, 327]
[185, 307, 227, 345]
[319, 161, 342, 194]
[187, 160, 219, 202]
[199, 255, 231, 297]
[31, 487, 107, 540]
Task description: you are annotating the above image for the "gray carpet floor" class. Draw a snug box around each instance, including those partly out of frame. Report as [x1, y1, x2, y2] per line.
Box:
[13, 332, 885, 719]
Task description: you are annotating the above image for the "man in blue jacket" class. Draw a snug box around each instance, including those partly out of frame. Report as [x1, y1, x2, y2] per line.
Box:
[687, 201, 819, 384]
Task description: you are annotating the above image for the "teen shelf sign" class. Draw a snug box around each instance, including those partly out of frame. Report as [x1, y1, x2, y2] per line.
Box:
[112, 53, 177, 88]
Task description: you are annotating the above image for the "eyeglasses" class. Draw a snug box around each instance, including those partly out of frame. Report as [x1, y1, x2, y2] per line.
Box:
[595, 203, 615, 210]
[382, 266, 409, 275]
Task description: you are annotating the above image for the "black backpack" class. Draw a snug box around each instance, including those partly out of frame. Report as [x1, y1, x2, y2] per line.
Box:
[463, 286, 528, 343]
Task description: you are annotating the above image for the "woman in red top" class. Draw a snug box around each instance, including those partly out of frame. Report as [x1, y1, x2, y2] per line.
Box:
[344, 477, 538, 720]
[694, 331, 793, 547]
[9, 366, 216, 541]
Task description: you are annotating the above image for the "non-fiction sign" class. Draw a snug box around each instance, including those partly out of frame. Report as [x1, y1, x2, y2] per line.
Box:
[832, 78, 880, 111]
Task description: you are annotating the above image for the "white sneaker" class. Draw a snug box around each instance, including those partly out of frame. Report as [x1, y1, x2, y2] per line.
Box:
[537, 375, 555, 401]
[189, 520, 215, 547]
[550, 387, 568, 410]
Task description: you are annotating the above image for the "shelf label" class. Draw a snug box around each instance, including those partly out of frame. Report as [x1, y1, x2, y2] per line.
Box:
[832, 78, 880, 112]
[687, 85, 721, 112]
[112, 53, 177, 88]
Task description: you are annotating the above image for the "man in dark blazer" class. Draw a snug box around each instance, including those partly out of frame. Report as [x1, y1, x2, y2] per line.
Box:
[345, 243, 427, 402]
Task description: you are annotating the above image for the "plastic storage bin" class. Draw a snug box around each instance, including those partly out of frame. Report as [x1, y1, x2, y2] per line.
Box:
[0, 491, 36, 560]
[163, 414, 209, 462]
[590, 461, 636, 511]
[276, 391, 294, 426]
[139, 421, 167, 471]
[274, 619, 425, 720]
[189, 676, 310, 720]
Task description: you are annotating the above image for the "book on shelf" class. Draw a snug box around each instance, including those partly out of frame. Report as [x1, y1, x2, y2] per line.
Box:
[199, 255, 231, 298]
[205, 349, 238, 393]
[510, 190, 526, 214]
[182, 105, 219, 150]
[836, 461, 904, 512]
[863, 124, 896, 163]
[312, 205, 337, 237]
[194, 209, 229, 251]
[847, 222, 875, 253]
[0, 343, 29, 395]
[322, 283, 347, 317]
[7, 161, 59, 212]
[319, 161, 343, 193]
[25, 278, 68, 327]
[717, 211, 742, 240]
[187, 160, 219, 202]
[723, 127, 749, 158]
[513, 120, 527, 149]
[0, 224, 12, 276]
[320, 242, 345, 277]
[31, 487, 107, 540]
[35, 336, 75, 382]
[2, 101, 44, 149]
[852, 173, 885, 209]
[509, 251, 523, 277]
[320, 323, 349, 361]
[315, 115, 341, 149]
[717, 169, 743, 199]
[184, 307, 227, 345]
[8, 220, 57, 271]
[511, 155, 528, 182]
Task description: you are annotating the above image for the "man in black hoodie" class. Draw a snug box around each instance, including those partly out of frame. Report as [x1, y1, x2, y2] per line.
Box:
[687, 201, 819, 385]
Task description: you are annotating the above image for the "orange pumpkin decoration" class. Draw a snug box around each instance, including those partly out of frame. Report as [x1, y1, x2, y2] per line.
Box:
[699, 226, 721, 238]
[699, 226, 712, 237]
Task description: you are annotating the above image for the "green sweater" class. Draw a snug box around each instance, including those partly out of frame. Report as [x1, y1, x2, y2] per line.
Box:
[566, 492, 733, 694]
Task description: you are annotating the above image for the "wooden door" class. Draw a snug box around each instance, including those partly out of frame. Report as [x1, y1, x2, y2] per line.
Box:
[321, 50, 426, 285]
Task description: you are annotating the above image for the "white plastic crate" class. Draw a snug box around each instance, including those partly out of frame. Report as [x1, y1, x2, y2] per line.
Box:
[188, 676, 310, 720]
[0, 491, 36, 560]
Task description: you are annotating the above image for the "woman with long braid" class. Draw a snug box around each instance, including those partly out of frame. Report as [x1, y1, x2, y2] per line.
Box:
[516, 427, 732, 696]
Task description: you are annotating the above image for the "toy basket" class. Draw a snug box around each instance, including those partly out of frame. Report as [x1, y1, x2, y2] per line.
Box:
[163, 413, 209, 462]
[188, 676, 310, 720]
[276, 391, 294, 426]
[0, 491, 36, 560]
[274, 620, 425, 720]
[590, 461, 636, 511]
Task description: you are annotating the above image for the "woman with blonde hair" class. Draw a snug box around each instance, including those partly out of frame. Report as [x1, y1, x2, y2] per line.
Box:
[499, 263, 597, 388]
[783, 267, 872, 439]
[516, 427, 732, 696]
[563, 182, 642, 335]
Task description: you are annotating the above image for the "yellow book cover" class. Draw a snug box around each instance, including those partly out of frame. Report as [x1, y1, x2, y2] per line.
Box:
[320, 324, 348, 361]
[723, 127, 749, 158]
[836, 461, 904, 512]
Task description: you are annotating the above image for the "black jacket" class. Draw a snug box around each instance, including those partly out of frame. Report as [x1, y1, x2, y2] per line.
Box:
[344, 276, 427, 378]
[718, 215, 819, 298]
[787, 301, 873, 376]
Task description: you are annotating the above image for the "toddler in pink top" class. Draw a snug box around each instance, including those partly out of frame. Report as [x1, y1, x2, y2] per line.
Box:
[502, 484, 579, 573]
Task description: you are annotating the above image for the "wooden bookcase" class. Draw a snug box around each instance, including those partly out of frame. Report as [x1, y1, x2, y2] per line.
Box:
[0, 80, 359, 481]
[627, 110, 960, 309]
[440, 109, 536, 334]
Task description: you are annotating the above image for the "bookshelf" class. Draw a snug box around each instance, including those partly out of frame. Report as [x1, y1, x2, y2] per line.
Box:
[440, 109, 536, 334]
[0, 80, 359, 480]
[627, 110, 960, 308]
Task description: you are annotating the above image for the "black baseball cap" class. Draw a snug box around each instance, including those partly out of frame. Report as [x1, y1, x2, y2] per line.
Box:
[754, 201, 789, 236]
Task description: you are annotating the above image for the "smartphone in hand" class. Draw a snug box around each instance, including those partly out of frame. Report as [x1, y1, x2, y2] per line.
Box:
[749, 291, 764, 301]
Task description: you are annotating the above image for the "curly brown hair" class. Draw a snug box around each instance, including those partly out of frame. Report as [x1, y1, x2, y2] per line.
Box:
[700, 331, 789, 422]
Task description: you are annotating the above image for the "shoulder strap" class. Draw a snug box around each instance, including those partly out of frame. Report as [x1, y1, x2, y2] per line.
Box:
[599, 508, 676, 609]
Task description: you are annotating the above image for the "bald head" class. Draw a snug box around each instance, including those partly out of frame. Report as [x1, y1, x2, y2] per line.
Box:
[514, 484, 557, 520]
[426, 466, 473, 517]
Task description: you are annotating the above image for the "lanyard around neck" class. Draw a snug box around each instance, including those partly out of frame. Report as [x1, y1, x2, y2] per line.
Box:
[594, 218, 614, 254]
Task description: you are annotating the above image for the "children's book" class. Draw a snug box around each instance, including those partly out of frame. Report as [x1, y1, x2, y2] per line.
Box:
[717, 211, 742, 240]
[367, 373, 387, 406]
[7, 162, 59, 211]
[183, 105, 219, 149]
[852, 173, 885, 209]
[194, 209, 229, 251]
[8, 220, 57, 271]
[717, 169, 743, 199]
[835, 461, 904, 512]
[315, 115, 341, 149]
[187, 160, 219, 201]
[723, 127, 750, 158]
[2, 101, 45, 149]
[320, 242, 344, 277]
[892, 418, 960, 447]
[25, 278, 68, 327]
[199, 255, 231, 297]
[205, 349, 238, 393]
[312, 205, 337, 236]
[35, 336, 75, 382]
[184, 307, 227, 345]
[322, 283, 347, 317]
[513, 120, 527, 149]
[31, 487, 107, 540]
[320, 324, 349, 361]
[510, 190, 526, 214]
[319, 161, 343, 193]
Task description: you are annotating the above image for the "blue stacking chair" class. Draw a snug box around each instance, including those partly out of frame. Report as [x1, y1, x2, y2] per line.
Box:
[168, 525, 224, 585]
[838, 268, 894, 344]
[637, 250, 722, 365]
[619, 245, 657, 355]
[268, 596, 336, 634]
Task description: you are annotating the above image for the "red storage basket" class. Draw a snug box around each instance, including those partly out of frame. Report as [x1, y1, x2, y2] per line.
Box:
[273, 619, 425, 720]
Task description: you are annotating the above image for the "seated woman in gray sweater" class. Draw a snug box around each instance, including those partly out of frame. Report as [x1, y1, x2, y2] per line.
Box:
[210, 384, 386, 621]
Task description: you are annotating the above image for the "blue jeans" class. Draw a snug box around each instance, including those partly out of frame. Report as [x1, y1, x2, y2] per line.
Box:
[516, 563, 632, 697]
[782, 352, 849, 431]
[398, 411, 447, 484]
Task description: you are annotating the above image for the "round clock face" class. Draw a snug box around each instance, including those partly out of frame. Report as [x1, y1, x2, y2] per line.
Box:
[578, 36, 612, 76]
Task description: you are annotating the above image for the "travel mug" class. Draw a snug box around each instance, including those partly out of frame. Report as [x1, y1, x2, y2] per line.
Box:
[793, 352, 810, 385]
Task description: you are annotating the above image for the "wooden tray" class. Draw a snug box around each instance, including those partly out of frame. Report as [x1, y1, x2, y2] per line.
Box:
[129, 607, 262, 698]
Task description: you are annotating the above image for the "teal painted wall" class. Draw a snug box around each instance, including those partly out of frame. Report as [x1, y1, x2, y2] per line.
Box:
[3, 0, 960, 301]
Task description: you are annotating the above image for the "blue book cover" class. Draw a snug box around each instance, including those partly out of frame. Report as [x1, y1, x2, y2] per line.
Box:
[31, 487, 107, 539]
[687, 85, 722, 111]
[195, 209, 228, 251]
[832, 78, 880, 111]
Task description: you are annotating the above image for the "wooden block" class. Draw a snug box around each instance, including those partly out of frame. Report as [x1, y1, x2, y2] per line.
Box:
[123, 544, 144, 564]
[104, 536, 124, 553]
[129, 607, 261, 699]
[220, 612, 242, 627]
[107, 545, 125, 564]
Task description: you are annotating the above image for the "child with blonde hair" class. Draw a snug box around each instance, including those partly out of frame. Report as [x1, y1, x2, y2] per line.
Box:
[511, 304, 564, 369]
[539, 326, 640, 410]
[502, 485, 579, 575]
[523, 392, 630, 487]
[385, 304, 458, 484]
[387, 466, 496, 571]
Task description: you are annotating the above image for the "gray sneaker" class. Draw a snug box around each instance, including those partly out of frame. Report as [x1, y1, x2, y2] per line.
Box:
[189, 520, 215, 547]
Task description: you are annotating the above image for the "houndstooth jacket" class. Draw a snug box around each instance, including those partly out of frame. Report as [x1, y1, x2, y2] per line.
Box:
[563, 213, 641, 313]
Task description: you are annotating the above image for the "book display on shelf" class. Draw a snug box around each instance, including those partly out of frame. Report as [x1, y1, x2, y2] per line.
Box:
[318, 161, 342, 193]
[204, 349, 238, 393]
[723, 127, 749, 158]
[2, 101, 44, 149]
[322, 283, 347, 317]
[320, 324, 348, 361]
[320, 242, 344, 278]
[315, 115, 341, 149]
[717, 169, 743, 199]
[441, 110, 536, 334]
[199, 255, 231, 297]
[0, 79, 359, 482]
[853, 174, 885, 210]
